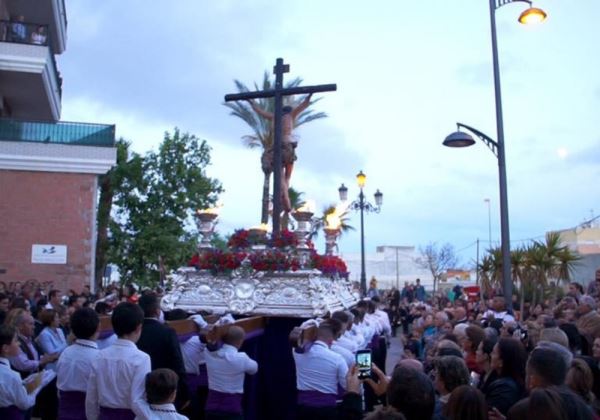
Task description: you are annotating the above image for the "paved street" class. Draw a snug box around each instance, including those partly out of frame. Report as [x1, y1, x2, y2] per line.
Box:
[385, 334, 404, 374]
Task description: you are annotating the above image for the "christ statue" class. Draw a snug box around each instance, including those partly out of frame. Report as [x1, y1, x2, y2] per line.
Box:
[247, 93, 312, 213]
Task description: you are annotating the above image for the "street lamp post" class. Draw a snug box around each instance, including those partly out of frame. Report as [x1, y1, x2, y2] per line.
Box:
[443, 1, 546, 313]
[338, 171, 383, 295]
[484, 198, 492, 246]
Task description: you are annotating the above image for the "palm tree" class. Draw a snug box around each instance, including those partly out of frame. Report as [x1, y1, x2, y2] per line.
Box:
[488, 246, 504, 295]
[477, 254, 495, 299]
[224, 71, 327, 224]
[282, 187, 306, 230]
[510, 247, 527, 315]
[309, 204, 355, 240]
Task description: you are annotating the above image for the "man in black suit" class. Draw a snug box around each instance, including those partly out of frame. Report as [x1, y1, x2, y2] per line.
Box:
[137, 292, 190, 411]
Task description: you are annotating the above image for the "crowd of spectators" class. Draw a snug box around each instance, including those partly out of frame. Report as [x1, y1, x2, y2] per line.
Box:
[1, 268, 600, 419]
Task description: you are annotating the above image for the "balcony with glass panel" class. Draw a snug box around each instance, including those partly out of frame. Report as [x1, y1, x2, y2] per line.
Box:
[0, 20, 62, 121]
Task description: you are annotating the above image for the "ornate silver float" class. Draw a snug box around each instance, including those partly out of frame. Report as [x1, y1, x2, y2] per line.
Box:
[161, 266, 358, 318]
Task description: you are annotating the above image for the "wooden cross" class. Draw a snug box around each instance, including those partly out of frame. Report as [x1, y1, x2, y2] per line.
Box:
[224, 58, 336, 233]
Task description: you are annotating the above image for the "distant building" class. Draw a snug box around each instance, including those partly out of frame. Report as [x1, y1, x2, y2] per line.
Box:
[554, 223, 600, 286]
[340, 245, 434, 290]
[0, 1, 116, 293]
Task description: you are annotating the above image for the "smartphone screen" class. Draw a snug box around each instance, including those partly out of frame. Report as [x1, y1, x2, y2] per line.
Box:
[356, 349, 372, 379]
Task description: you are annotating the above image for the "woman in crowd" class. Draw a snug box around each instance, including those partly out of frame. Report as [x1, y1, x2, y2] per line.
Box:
[444, 385, 488, 420]
[567, 358, 599, 414]
[484, 337, 527, 415]
[463, 325, 485, 373]
[36, 309, 67, 371]
[474, 337, 498, 392]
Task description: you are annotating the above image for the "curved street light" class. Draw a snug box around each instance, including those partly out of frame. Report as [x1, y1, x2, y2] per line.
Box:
[444, 0, 547, 313]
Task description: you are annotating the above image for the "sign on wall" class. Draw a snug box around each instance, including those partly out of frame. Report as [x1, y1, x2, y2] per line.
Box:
[31, 244, 67, 264]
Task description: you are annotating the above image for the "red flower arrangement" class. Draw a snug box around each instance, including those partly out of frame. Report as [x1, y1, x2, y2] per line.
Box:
[249, 250, 300, 272]
[189, 250, 246, 274]
[312, 254, 349, 278]
[269, 230, 298, 249]
[227, 229, 250, 249]
[188, 242, 348, 278]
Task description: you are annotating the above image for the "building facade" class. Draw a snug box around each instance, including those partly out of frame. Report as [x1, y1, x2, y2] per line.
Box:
[341, 245, 434, 291]
[0, 0, 116, 293]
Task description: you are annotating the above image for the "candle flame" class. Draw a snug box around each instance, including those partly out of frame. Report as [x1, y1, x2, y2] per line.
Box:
[297, 199, 316, 213]
[325, 212, 341, 230]
[197, 207, 219, 215]
[197, 201, 223, 216]
[250, 223, 270, 233]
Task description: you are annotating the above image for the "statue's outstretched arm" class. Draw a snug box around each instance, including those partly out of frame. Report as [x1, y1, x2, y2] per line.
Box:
[247, 100, 273, 120]
[292, 93, 313, 118]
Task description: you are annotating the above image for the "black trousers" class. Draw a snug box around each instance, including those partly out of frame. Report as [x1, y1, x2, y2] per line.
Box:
[182, 384, 209, 420]
[296, 405, 338, 420]
[33, 377, 58, 420]
[205, 411, 243, 420]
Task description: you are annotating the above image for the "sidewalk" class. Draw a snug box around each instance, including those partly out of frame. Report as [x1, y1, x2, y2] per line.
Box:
[385, 334, 404, 373]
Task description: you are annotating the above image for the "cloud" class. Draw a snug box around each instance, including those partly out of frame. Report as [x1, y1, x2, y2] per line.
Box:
[569, 140, 600, 166]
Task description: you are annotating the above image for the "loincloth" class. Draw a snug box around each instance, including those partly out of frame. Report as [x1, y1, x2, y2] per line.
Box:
[261, 141, 297, 173]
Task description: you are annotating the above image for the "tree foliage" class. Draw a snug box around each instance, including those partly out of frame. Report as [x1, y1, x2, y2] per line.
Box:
[477, 232, 581, 306]
[104, 129, 222, 286]
[310, 204, 355, 240]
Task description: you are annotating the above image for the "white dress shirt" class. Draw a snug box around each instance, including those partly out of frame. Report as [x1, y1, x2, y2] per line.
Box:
[205, 344, 258, 394]
[85, 338, 151, 420]
[97, 333, 117, 350]
[483, 310, 515, 323]
[331, 342, 355, 368]
[337, 332, 359, 354]
[0, 357, 40, 410]
[293, 341, 348, 394]
[349, 325, 367, 349]
[57, 339, 100, 392]
[37, 327, 68, 371]
[134, 402, 187, 420]
[365, 314, 382, 336]
[180, 335, 206, 375]
[374, 309, 391, 333]
[355, 322, 373, 348]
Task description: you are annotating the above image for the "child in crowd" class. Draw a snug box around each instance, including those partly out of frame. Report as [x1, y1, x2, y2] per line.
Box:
[85, 302, 151, 420]
[0, 324, 44, 419]
[138, 368, 187, 420]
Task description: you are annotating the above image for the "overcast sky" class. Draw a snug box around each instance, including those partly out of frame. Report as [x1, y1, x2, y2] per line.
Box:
[60, 0, 599, 266]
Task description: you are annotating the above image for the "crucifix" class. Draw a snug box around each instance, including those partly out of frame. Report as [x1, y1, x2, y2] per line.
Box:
[224, 58, 336, 233]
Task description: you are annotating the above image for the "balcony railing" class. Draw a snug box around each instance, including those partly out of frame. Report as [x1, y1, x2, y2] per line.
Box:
[0, 119, 116, 147]
[0, 20, 50, 47]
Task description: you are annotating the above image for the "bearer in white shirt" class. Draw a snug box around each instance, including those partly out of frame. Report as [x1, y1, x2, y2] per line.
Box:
[327, 319, 355, 368]
[293, 321, 348, 417]
[86, 302, 151, 420]
[331, 311, 359, 354]
[56, 308, 101, 419]
[205, 325, 258, 419]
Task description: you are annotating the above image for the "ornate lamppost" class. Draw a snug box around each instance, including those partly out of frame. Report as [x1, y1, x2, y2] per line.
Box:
[338, 171, 383, 294]
[443, 1, 546, 312]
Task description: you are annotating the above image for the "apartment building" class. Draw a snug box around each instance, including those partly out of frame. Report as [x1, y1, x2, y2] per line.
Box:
[0, 0, 116, 293]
